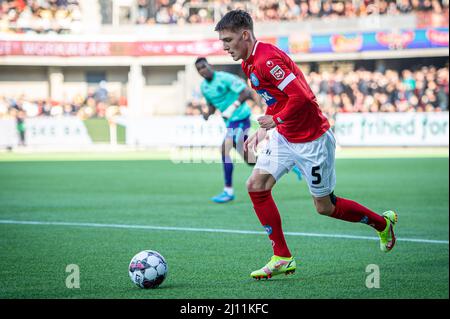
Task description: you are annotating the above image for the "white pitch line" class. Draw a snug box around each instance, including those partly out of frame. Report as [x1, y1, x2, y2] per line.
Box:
[0, 219, 448, 245]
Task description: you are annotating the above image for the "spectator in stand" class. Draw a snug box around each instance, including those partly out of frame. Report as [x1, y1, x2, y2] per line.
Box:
[16, 108, 26, 146]
[0, 90, 127, 120]
[1, 0, 448, 29]
[0, 0, 81, 33]
[186, 64, 449, 119]
[130, 0, 448, 25]
[0, 66, 447, 121]
[94, 81, 109, 104]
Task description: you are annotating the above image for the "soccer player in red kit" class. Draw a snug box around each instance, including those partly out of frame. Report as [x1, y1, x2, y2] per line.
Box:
[215, 10, 398, 279]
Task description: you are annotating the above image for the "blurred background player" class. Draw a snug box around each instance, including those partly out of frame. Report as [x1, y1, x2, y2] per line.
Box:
[215, 10, 398, 279]
[196, 58, 303, 203]
[195, 57, 256, 203]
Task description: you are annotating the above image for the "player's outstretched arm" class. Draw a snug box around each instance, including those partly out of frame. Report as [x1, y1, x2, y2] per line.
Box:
[222, 87, 255, 119]
[238, 87, 255, 104]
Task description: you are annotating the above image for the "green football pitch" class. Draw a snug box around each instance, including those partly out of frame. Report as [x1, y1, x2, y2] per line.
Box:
[0, 151, 448, 299]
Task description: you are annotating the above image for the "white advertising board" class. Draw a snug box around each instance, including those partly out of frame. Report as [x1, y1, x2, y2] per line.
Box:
[0, 117, 92, 148]
[0, 119, 18, 148]
[24, 117, 92, 146]
[334, 112, 449, 146]
[127, 115, 227, 147]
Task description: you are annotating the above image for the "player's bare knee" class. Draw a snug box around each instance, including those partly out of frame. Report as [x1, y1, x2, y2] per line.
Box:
[222, 145, 231, 157]
[316, 205, 332, 216]
[314, 199, 334, 216]
[246, 177, 261, 192]
[246, 176, 266, 192]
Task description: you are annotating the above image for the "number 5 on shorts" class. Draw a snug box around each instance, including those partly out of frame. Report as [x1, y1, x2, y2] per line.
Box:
[312, 166, 321, 185]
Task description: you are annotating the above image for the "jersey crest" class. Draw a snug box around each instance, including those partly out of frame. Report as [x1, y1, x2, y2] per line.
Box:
[250, 73, 260, 87]
[270, 65, 285, 80]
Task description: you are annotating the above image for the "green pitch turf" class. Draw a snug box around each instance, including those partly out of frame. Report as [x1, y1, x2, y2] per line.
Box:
[0, 153, 448, 299]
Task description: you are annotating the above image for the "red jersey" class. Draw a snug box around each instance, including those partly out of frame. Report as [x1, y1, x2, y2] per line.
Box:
[242, 41, 330, 143]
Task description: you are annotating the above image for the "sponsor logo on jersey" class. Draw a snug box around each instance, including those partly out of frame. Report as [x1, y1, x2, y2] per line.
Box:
[263, 225, 273, 235]
[250, 72, 259, 86]
[256, 89, 277, 106]
[360, 216, 369, 224]
[266, 60, 274, 68]
[270, 65, 285, 80]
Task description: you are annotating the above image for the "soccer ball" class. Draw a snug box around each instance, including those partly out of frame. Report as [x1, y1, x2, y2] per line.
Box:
[129, 250, 168, 289]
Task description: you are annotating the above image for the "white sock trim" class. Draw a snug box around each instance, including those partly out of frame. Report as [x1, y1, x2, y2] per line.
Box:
[224, 187, 234, 196]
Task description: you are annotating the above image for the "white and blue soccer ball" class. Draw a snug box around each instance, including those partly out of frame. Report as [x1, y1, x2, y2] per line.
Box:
[129, 250, 168, 289]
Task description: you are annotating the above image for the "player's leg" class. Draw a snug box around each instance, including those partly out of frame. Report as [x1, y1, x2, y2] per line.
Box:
[235, 122, 301, 180]
[211, 136, 235, 203]
[291, 165, 303, 181]
[233, 117, 256, 165]
[246, 169, 291, 256]
[313, 194, 398, 252]
[298, 129, 397, 252]
[254, 128, 302, 181]
[313, 194, 387, 230]
[247, 130, 296, 279]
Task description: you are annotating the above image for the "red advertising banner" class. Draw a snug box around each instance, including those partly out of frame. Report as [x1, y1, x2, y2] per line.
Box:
[0, 41, 120, 56]
[136, 39, 224, 56]
[0, 39, 225, 57]
[0, 32, 446, 57]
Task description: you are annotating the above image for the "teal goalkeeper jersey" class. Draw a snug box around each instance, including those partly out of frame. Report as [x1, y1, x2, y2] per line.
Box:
[200, 71, 251, 122]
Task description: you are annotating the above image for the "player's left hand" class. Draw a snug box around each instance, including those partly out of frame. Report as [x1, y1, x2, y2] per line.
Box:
[258, 115, 276, 129]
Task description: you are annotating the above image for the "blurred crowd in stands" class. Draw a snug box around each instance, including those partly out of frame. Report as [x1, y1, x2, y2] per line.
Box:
[136, 0, 448, 25]
[0, 82, 127, 120]
[1, 65, 446, 122]
[186, 65, 449, 127]
[310, 65, 448, 127]
[0, 64, 448, 133]
[0, 0, 448, 33]
[0, 0, 82, 34]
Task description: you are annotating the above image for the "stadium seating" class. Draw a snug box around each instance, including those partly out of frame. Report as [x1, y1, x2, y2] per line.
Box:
[1, 0, 448, 33]
[1, 63, 448, 120]
[0, 0, 82, 34]
[132, 0, 449, 25]
[187, 65, 449, 120]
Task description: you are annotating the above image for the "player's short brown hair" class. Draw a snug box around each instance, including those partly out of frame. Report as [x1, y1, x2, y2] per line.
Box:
[215, 10, 253, 33]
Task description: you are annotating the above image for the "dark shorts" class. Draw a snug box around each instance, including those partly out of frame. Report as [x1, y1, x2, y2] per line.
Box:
[225, 117, 251, 149]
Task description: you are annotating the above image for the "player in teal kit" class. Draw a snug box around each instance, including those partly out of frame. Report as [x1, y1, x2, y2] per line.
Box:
[196, 58, 303, 203]
[196, 57, 255, 203]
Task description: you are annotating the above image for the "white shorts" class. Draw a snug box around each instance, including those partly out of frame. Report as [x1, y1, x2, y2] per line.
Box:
[255, 129, 336, 197]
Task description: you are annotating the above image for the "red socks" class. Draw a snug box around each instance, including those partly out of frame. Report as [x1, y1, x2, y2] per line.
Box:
[248, 190, 385, 256]
[331, 197, 387, 232]
[249, 190, 291, 257]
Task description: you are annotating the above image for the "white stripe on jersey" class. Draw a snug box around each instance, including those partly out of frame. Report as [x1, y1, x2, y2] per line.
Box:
[277, 73, 296, 91]
[252, 41, 260, 56]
